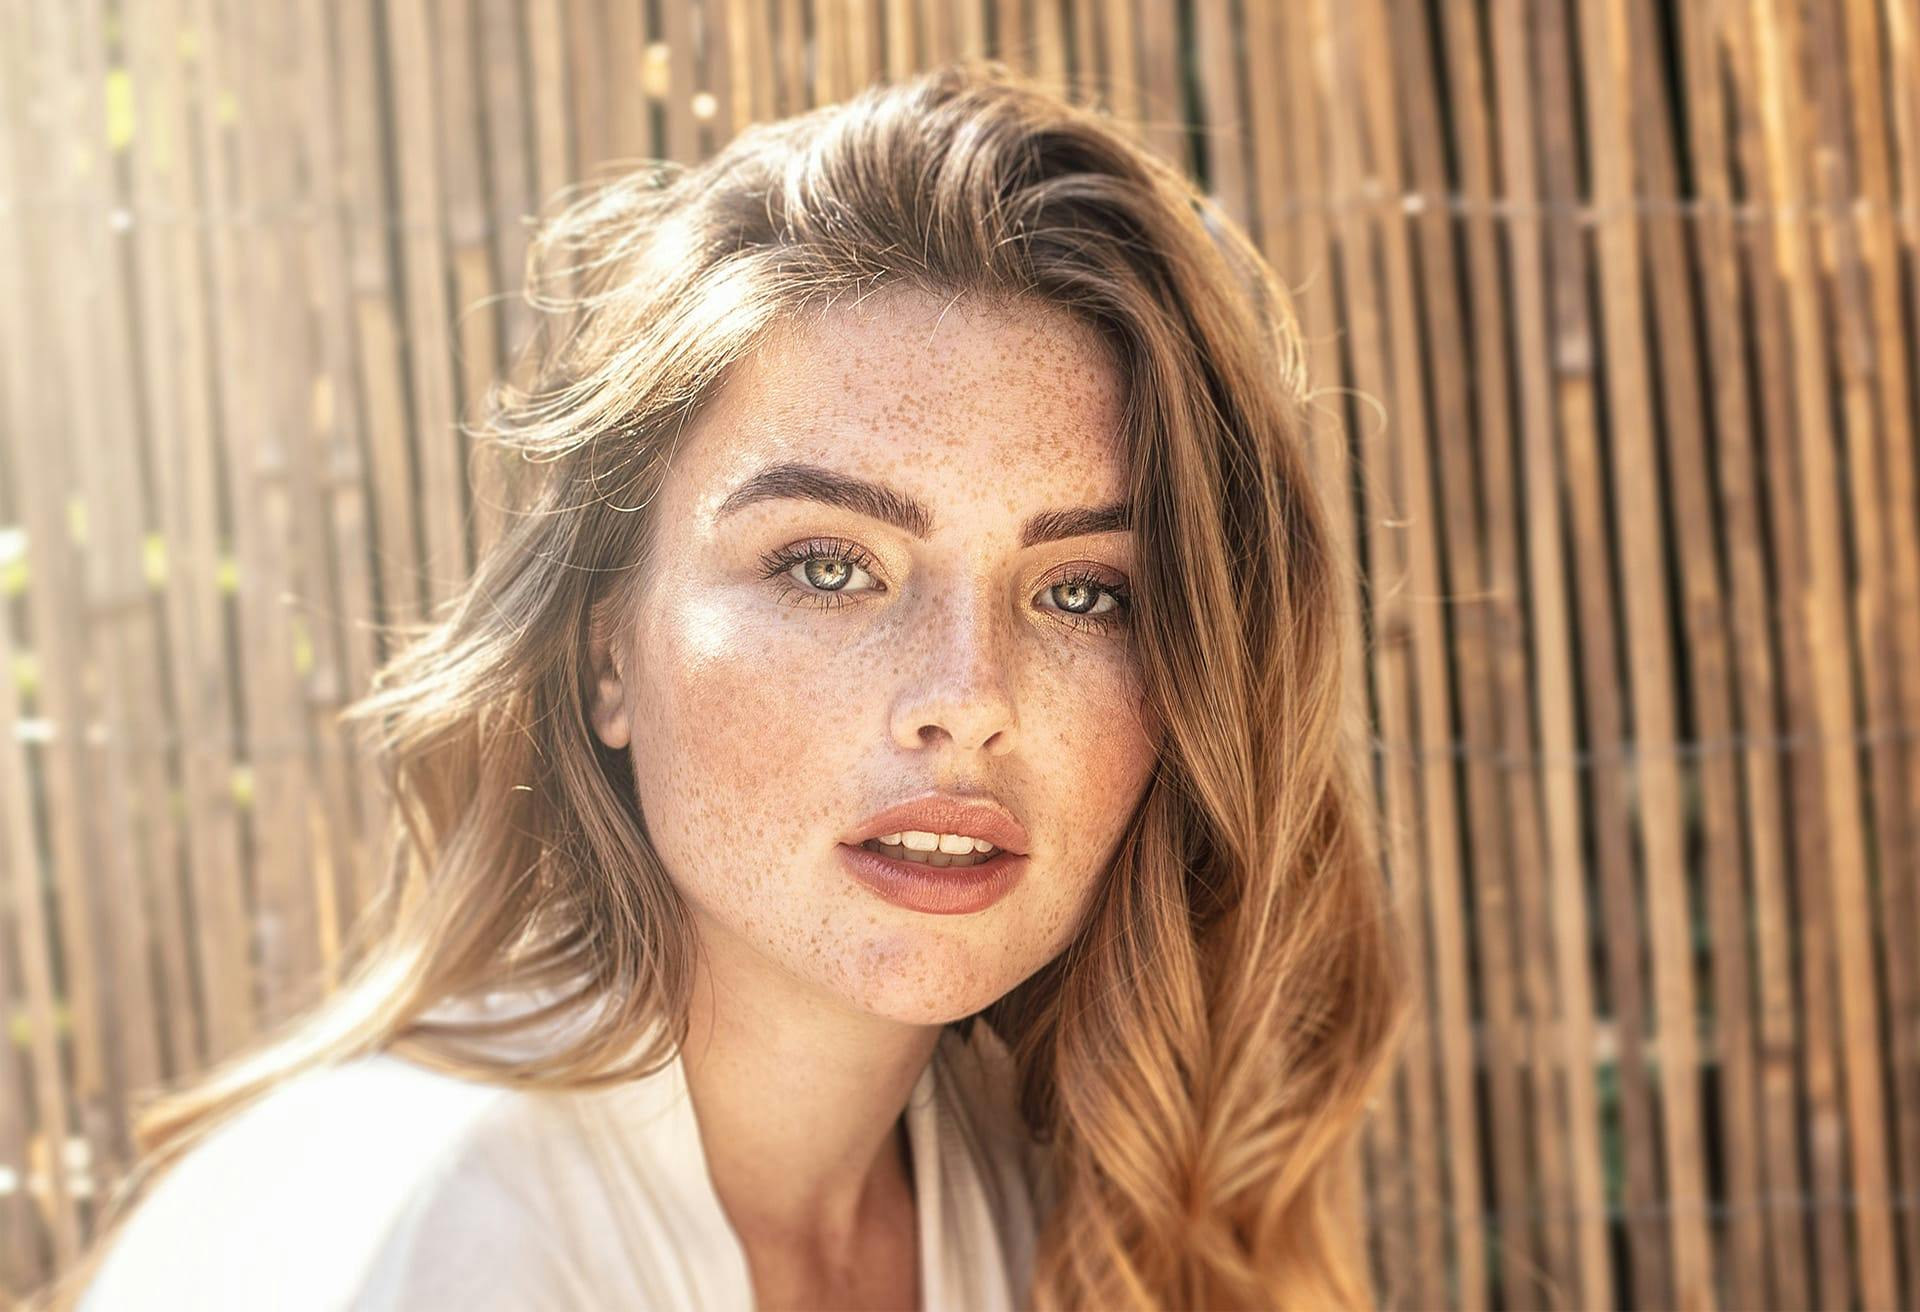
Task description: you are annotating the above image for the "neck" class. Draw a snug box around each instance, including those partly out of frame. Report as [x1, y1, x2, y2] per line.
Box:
[677, 911, 940, 1265]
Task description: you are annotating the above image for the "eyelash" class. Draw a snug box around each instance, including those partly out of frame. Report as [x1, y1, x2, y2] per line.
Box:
[755, 537, 1134, 635]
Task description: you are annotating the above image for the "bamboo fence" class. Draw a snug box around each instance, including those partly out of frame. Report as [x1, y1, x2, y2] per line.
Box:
[2, 1, 1918, 1308]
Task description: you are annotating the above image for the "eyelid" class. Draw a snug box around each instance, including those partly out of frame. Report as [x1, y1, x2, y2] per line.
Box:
[1039, 559, 1130, 588]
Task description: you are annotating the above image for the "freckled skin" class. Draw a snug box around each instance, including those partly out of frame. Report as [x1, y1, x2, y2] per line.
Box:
[585, 284, 1162, 1291]
[596, 285, 1161, 1023]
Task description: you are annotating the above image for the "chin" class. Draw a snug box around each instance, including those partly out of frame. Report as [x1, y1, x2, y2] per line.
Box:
[828, 933, 1022, 1027]
[849, 993, 1006, 1029]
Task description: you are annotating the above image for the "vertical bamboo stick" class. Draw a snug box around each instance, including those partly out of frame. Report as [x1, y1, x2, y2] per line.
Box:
[237, 0, 354, 1001]
[720, 0, 763, 131]
[1827, 3, 1920, 1299]
[337, 0, 427, 635]
[1064, 0, 1101, 100]
[1488, 2, 1613, 1302]
[5, 0, 123, 1213]
[775, 0, 808, 113]
[1387, 1, 1539, 1300]
[291, 0, 388, 939]
[1574, 1, 1716, 1303]
[0, 0, 82, 1272]
[54, 0, 165, 1179]
[994, 0, 1028, 69]
[701, 0, 739, 146]
[883, 0, 917, 81]
[659, 0, 702, 154]
[1620, 0, 1766, 1304]
[1535, 2, 1674, 1303]
[1437, 2, 1583, 1301]
[1328, 0, 1489, 1302]
[1193, 0, 1248, 226]
[1094, 0, 1139, 139]
[387, 0, 472, 613]
[134, 0, 260, 1067]
[1680, 2, 1812, 1304]
[567, 0, 612, 171]
[474, 0, 539, 556]
[1749, 2, 1898, 1304]
[1133, 0, 1185, 170]
[1728, 14, 1854, 1299]
[200, 0, 322, 1028]
[118, 0, 207, 1085]
[436, 0, 505, 590]
[1030, 0, 1066, 87]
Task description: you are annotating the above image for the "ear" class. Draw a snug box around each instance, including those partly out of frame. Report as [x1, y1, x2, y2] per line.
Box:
[587, 596, 632, 751]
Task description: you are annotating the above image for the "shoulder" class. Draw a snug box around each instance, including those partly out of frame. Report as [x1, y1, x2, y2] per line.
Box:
[81, 1053, 546, 1311]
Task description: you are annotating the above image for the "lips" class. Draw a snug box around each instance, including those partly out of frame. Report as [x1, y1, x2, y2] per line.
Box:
[837, 842, 1029, 915]
[842, 791, 1032, 857]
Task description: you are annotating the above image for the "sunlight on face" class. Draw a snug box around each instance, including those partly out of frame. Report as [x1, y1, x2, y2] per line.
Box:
[592, 284, 1163, 1025]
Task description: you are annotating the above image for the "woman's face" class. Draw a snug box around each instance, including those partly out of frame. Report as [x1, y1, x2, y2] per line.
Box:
[590, 286, 1162, 1025]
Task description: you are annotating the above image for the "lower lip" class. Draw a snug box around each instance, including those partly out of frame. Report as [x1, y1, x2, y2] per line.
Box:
[837, 843, 1030, 915]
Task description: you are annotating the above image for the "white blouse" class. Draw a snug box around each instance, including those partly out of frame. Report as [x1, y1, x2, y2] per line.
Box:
[81, 1009, 1051, 1310]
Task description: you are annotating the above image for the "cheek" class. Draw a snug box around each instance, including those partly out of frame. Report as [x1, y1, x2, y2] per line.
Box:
[626, 591, 857, 868]
[1032, 643, 1159, 808]
[1018, 646, 1161, 928]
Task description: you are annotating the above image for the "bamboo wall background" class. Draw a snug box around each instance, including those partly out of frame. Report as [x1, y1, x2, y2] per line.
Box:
[2, 0, 1918, 1308]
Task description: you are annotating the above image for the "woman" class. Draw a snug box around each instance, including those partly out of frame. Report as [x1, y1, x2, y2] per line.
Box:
[59, 59, 1405, 1311]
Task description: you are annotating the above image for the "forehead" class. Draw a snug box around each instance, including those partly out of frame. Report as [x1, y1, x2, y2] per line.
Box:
[671, 287, 1131, 517]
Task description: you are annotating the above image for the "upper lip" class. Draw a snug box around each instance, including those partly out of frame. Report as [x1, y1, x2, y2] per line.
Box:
[843, 791, 1031, 856]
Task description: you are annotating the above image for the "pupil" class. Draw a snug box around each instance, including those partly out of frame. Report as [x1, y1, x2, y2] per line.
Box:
[806, 559, 850, 590]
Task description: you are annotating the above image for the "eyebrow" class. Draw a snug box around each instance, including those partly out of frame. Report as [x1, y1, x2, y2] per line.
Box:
[714, 461, 1132, 548]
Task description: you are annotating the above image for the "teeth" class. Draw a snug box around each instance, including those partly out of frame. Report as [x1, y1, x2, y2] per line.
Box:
[888, 829, 998, 854]
[860, 835, 1000, 867]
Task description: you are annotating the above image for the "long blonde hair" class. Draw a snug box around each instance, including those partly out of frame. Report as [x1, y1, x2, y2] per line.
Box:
[47, 59, 1407, 1310]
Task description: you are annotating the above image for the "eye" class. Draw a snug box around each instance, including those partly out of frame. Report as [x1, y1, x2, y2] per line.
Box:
[757, 538, 885, 610]
[1039, 569, 1133, 635]
[758, 539, 1133, 635]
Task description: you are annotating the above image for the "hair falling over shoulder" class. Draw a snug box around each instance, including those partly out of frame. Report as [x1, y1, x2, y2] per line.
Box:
[41, 59, 1408, 1312]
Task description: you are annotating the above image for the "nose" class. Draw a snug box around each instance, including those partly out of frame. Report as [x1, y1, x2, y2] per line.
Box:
[888, 584, 1018, 756]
